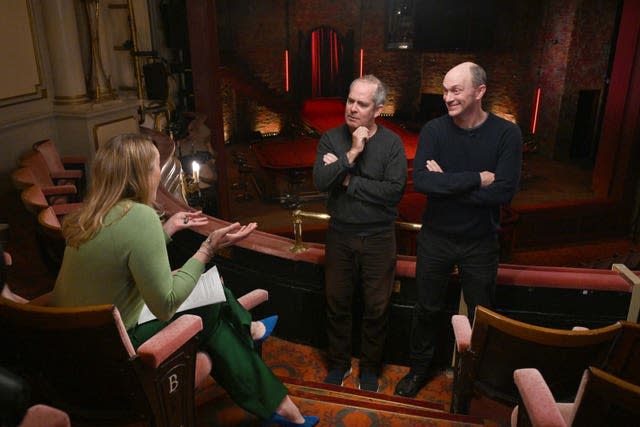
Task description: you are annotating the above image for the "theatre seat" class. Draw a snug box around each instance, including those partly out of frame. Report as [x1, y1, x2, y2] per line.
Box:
[0, 296, 203, 426]
[511, 367, 640, 426]
[32, 139, 86, 193]
[602, 320, 640, 386]
[20, 185, 80, 215]
[36, 206, 71, 273]
[19, 151, 79, 200]
[11, 168, 76, 205]
[10, 168, 37, 191]
[33, 139, 87, 179]
[15, 187, 81, 275]
[450, 306, 621, 415]
[0, 287, 269, 426]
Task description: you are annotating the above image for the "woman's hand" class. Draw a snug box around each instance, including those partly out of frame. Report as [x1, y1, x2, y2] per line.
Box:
[163, 211, 209, 237]
[193, 222, 258, 264]
[204, 222, 258, 251]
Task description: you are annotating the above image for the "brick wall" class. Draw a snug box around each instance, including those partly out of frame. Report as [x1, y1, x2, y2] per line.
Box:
[216, 0, 618, 159]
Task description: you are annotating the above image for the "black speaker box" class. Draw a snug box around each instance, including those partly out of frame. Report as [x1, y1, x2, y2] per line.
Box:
[143, 62, 168, 101]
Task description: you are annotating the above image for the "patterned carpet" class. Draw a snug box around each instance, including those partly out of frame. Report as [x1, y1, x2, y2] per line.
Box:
[193, 336, 491, 426]
[2, 185, 635, 426]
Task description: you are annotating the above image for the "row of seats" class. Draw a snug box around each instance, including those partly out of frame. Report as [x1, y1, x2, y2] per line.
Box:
[12, 139, 86, 196]
[9, 140, 87, 272]
[0, 267, 269, 426]
[450, 305, 640, 425]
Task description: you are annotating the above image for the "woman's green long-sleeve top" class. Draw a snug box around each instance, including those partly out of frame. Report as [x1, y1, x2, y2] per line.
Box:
[50, 201, 204, 329]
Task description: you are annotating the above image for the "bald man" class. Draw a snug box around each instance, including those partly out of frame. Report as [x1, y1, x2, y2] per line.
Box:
[394, 62, 522, 397]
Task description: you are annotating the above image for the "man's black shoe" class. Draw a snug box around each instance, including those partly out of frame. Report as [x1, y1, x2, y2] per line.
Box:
[394, 372, 429, 397]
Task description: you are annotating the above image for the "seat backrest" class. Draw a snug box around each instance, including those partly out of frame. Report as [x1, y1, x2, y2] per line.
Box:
[36, 206, 65, 273]
[19, 151, 54, 188]
[20, 185, 48, 214]
[459, 306, 621, 407]
[571, 367, 640, 426]
[37, 206, 62, 237]
[32, 140, 64, 173]
[0, 297, 153, 424]
[602, 320, 640, 386]
[10, 168, 37, 191]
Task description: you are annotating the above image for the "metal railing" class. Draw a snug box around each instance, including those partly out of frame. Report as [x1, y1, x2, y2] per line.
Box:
[288, 211, 640, 332]
[290, 209, 421, 253]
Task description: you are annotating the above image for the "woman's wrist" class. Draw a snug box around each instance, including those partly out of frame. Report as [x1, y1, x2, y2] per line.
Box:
[194, 239, 214, 261]
[198, 244, 213, 257]
[196, 249, 211, 258]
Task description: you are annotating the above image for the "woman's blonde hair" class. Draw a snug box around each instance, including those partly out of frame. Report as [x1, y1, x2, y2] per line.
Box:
[63, 133, 159, 248]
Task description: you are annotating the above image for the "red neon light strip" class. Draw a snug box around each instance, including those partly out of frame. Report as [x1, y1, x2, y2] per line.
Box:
[359, 49, 364, 77]
[311, 33, 318, 97]
[531, 87, 541, 134]
[284, 50, 289, 92]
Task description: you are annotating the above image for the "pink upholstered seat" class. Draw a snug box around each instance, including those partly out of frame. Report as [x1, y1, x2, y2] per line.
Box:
[0, 295, 205, 425]
[18, 404, 70, 427]
[32, 139, 86, 177]
[511, 367, 640, 426]
[20, 184, 77, 213]
[32, 139, 85, 192]
[19, 150, 79, 194]
[450, 306, 621, 414]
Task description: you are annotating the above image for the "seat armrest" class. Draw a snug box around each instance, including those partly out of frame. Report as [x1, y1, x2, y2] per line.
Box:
[137, 314, 203, 368]
[27, 291, 52, 306]
[61, 155, 88, 165]
[50, 170, 82, 180]
[51, 203, 83, 216]
[451, 315, 472, 353]
[1, 285, 29, 304]
[237, 289, 269, 310]
[513, 368, 567, 427]
[19, 404, 70, 427]
[42, 185, 77, 196]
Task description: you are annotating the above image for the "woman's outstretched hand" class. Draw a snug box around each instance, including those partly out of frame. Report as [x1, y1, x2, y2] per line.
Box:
[204, 222, 258, 251]
[163, 211, 209, 237]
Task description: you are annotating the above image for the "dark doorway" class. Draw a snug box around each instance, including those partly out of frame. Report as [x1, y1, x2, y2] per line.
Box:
[570, 89, 602, 165]
[301, 26, 353, 99]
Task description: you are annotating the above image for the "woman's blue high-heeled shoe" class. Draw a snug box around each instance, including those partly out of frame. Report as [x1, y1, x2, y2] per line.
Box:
[264, 413, 319, 426]
[254, 315, 278, 344]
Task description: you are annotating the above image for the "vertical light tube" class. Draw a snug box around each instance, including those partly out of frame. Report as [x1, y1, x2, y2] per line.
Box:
[284, 50, 290, 92]
[359, 49, 364, 77]
[531, 87, 542, 134]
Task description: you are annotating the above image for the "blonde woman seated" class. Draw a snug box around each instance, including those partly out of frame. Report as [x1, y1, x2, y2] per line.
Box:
[49, 134, 318, 427]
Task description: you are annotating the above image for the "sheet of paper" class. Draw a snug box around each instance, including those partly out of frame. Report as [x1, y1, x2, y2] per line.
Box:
[137, 266, 226, 324]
